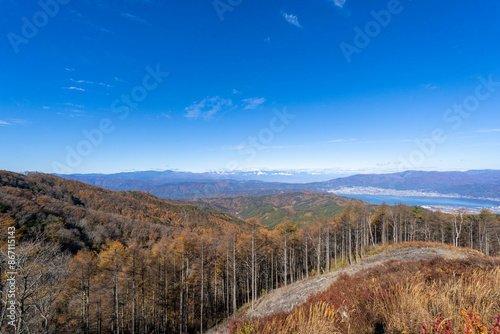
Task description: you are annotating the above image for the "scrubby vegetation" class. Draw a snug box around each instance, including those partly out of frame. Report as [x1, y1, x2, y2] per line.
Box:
[230, 257, 500, 334]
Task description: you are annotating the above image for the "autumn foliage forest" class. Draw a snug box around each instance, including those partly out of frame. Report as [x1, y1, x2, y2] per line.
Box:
[0, 171, 499, 333]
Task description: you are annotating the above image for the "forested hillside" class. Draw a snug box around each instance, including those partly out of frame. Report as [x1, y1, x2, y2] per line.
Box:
[0, 171, 499, 333]
[0, 171, 246, 252]
[197, 192, 368, 229]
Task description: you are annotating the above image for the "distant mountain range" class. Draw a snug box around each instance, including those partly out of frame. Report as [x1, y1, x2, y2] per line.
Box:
[58, 169, 349, 185]
[314, 170, 500, 200]
[57, 169, 500, 200]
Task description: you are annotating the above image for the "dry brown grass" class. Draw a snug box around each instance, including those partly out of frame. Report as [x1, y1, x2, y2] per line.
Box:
[230, 255, 500, 334]
[377, 267, 500, 333]
[232, 302, 343, 334]
[364, 241, 489, 260]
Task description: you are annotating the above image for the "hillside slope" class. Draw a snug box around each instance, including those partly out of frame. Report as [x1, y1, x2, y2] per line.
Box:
[147, 180, 303, 200]
[249, 244, 486, 318]
[0, 170, 245, 252]
[209, 243, 499, 334]
[197, 191, 368, 229]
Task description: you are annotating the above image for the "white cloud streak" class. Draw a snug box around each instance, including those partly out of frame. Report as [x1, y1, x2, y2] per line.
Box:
[282, 13, 302, 28]
[185, 96, 233, 120]
[70, 78, 112, 87]
[242, 97, 266, 110]
[328, 138, 356, 143]
[120, 12, 150, 25]
[63, 87, 86, 91]
[332, 0, 346, 8]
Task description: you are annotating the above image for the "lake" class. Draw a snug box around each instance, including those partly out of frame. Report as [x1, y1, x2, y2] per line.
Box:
[342, 194, 500, 208]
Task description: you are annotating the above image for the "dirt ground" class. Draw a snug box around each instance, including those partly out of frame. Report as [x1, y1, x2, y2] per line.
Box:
[206, 245, 480, 334]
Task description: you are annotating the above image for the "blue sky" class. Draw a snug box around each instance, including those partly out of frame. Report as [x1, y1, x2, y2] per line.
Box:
[1, 0, 499, 174]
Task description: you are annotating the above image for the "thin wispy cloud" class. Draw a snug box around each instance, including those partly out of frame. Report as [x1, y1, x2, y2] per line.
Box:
[242, 97, 266, 110]
[422, 83, 437, 90]
[332, 0, 346, 8]
[282, 13, 302, 28]
[70, 78, 112, 87]
[120, 12, 150, 25]
[161, 112, 172, 119]
[214, 144, 304, 151]
[63, 87, 86, 91]
[70, 79, 92, 84]
[62, 102, 84, 109]
[232, 88, 241, 95]
[8, 119, 30, 124]
[0, 119, 29, 126]
[65, 67, 75, 71]
[69, 9, 112, 34]
[185, 96, 233, 120]
[114, 76, 128, 83]
[328, 138, 355, 143]
[477, 129, 500, 133]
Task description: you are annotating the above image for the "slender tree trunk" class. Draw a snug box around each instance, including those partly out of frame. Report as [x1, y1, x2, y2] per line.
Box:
[114, 270, 119, 334]
[305, 234, 309, 278]
[317, 227, 321, 274]
[284, 230, 287, 286]
[179, 248, 184, 334]
[334, 230, 338, 269]
[201, 243, 204, 334]
[214, 254, 217, 320]
[326, 226, 330, 273]
[348, 226, 353, 264]
[232, 236, 237, 319]
[355, 221, 359, 263]
[369, 219, 375, 247]
[226, 246, 229, 318]
[251, 231, 255, 310]
[132, 256, 136, 334]
[185, 256, 189, 334]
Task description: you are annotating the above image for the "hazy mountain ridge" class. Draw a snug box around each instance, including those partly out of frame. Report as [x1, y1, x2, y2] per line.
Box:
[58, 169, 348, 186]
[317, 170, 500, 199]
[57, 169, 500, 200]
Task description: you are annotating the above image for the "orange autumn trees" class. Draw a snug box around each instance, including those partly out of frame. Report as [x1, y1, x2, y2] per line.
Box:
[1, 171, 500, 333]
